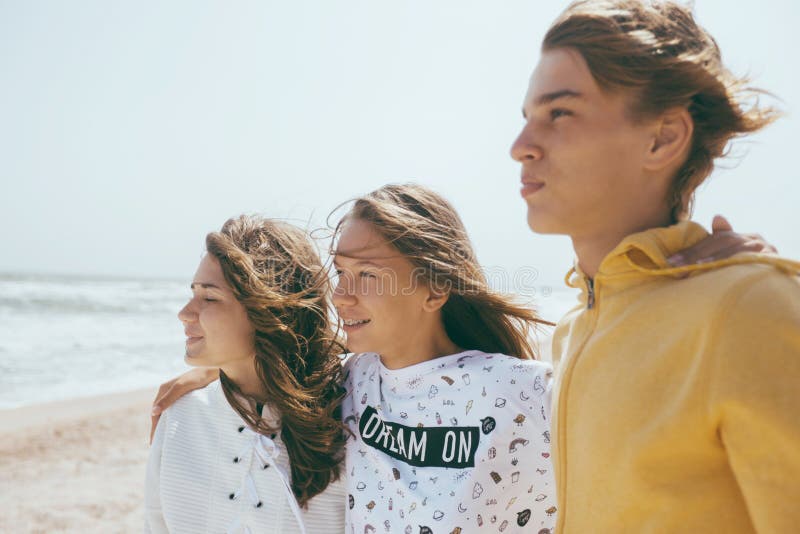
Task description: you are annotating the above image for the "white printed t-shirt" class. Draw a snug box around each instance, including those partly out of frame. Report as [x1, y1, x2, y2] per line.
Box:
[342, 350, 557, 534]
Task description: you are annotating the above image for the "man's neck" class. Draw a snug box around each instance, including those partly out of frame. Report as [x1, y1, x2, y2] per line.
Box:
[572, 212, 673, 279]
[572, 234, 627, 279]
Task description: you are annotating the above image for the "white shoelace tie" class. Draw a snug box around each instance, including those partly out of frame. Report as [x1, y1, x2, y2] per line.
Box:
[226, 430, 308, 534]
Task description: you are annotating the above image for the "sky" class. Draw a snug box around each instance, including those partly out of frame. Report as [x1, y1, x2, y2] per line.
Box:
[1, 0, 798, 288]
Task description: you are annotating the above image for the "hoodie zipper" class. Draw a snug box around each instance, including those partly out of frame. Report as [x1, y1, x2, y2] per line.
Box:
[554, 275, 599, 533]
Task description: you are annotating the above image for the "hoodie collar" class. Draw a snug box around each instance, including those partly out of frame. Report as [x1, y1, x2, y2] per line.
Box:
[566, 221, 800, 291]
[597, 221, 709, 277]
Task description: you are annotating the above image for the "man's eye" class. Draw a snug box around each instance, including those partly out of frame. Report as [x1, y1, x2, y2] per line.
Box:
[550, 108, 572, 120]
[359, 272, 377, 279]
[204, 298, 218, 302]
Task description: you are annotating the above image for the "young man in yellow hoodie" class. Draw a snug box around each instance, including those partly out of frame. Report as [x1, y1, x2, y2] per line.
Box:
[511, 1, 800, 532]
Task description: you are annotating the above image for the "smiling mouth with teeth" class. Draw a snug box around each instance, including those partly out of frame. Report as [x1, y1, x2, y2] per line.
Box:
[343, 319, 371, 326]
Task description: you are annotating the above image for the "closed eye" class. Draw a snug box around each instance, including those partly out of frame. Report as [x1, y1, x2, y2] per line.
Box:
[359, 272, 377, 279]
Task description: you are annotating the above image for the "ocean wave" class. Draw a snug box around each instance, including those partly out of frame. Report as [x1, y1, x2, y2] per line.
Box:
[0, 277, 187, 314]
[0, 295, 183, 314]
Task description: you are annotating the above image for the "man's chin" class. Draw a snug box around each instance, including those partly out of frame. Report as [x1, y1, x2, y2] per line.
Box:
[527, 212, 562, 235]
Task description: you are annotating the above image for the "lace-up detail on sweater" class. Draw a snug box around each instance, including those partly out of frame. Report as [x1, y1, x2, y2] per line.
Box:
[145, 380, 344, 534]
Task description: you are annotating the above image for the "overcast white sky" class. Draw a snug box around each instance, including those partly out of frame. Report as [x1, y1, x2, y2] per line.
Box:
[1, 0, 798, 287]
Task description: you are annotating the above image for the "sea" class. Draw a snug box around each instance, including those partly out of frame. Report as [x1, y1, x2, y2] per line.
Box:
[0, 272, 580, 409]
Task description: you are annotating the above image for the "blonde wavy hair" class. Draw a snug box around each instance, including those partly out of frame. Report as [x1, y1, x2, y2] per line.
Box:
[333, 183, 552, 360]
[206, 215, 346, 507]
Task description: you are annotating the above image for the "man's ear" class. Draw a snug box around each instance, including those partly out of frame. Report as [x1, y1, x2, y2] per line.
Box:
[644, 107, 694, 172]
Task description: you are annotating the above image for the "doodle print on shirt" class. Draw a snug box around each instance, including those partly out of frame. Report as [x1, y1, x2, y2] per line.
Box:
[342, 350, 557, 533]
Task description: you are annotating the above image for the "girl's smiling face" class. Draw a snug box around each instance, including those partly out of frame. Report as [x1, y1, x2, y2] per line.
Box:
[332, 218, 445, 364]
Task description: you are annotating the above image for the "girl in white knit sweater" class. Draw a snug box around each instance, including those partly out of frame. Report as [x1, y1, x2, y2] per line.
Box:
[145, 216, 347, 534]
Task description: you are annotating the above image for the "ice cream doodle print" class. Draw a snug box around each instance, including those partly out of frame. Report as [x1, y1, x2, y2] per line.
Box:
[342, 351, 557, 533]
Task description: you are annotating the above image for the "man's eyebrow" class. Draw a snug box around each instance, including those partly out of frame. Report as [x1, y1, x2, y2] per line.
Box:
[523, 89, 583, 118]
[535, 89, 582, 105]
[190, 282, 222, 290]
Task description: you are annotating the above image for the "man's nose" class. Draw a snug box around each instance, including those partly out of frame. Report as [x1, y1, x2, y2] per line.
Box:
[510, 122, 543, 162]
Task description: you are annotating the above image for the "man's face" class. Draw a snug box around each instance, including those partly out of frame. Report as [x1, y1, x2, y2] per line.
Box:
[511, 47, 662, 238]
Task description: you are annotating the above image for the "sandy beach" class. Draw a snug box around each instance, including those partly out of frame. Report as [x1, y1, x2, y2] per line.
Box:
[0, 388, 157, 533]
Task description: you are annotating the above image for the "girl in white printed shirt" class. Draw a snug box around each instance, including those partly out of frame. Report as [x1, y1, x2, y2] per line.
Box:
[331, 184, 557, 533]
[145, 216, 347, 534]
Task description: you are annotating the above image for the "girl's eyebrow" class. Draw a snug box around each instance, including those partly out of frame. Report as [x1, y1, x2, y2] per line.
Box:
[334, 255, 393, 268]
[190, 282, 222, 290]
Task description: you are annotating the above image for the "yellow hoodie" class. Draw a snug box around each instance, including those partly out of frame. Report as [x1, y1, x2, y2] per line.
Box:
[551, 221, 800, 534]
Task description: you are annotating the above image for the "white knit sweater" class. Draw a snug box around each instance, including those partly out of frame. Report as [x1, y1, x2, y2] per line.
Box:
[144, 380, 345, 534]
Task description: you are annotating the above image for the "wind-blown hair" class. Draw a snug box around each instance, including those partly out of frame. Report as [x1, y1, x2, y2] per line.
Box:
[333, 183, 551, 360]
[206, 215, 346, 507]
[544, 0, 780, 221]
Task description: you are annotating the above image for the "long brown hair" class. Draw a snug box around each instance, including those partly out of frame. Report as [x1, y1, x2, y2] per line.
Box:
[333, 183, 551, 360]
[205, 215, 346, 507]
[543, 0, 780, 222]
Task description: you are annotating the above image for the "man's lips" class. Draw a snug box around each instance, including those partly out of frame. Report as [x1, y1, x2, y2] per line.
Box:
[520, 180, 545, 197]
